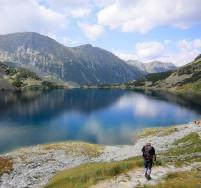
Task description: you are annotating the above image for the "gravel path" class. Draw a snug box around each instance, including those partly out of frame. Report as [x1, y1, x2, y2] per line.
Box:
[0, 122, 201, 188]
[91, 165, 192, 188]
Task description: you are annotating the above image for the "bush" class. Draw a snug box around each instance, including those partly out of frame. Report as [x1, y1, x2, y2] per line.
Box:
[18, 68, 40, 80]
[12, 77, 22, 87]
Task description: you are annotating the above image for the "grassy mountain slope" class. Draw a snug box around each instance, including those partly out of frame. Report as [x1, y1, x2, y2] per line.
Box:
[0, 62, 14, 90]
[0, 32, 145, 85]
[0, 61, 63, 90]
[123, 55, 201, 94]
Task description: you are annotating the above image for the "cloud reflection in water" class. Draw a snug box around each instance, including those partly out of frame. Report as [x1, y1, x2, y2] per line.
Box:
[0, 89, 200, 153]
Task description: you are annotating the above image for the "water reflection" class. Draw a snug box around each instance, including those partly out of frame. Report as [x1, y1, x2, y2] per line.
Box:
[134, 89, 201, 113]
[0, 89, 125, 124]
[0, 89, 201, 153]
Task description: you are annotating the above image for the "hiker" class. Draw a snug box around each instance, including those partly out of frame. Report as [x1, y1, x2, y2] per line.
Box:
[142, 140, 156, 180]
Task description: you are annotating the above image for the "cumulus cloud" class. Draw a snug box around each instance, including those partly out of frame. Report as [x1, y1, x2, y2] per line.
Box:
[177, 39, 201, 51]
[0, 0, 67, 35]
[97, 0, 201, 33]
[112, 50, 138, 61]
[114, 38, 201, 66]
[135, 41, 164, 58]
[40, 0, 94, 17]
[70, 8, 91, 18]
[42, 0, 115, 12]
[157, 39, 201, 66]
[92, 0, 116, 8]
[40, 0, 91, 12]
[78, 22, 104, 40]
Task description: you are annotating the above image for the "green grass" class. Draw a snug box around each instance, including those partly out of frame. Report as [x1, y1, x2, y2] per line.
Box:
[167, 132, 201, 155]
[1, 61, 64, 89]
[44, 156, 162, 188]
[137, 171, 201, 188]
[161, 132, 201, 165]
[176, 79, 201, 94]
[137, 125, 178, 140]
[0, 156, 13, 176]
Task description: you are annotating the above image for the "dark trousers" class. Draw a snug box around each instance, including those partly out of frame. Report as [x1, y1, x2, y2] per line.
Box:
[144, 158, 153, 173]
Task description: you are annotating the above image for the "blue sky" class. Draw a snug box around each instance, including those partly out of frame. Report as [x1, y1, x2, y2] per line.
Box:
[0, 0, 201, 66]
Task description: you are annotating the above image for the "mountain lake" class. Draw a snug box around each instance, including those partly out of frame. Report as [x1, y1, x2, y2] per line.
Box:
[0, 88, 201, 153]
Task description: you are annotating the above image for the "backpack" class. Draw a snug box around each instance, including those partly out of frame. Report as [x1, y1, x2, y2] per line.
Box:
[143, 145, 152, 160]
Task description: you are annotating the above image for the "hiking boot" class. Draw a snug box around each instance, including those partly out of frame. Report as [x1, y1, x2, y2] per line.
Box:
[145, 172, 147, 178]
[147, 175, 151, 181]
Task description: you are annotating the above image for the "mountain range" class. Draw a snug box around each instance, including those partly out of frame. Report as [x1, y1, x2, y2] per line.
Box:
[87, 54, 201, 94]
[126, 60, 177, 73]
[0, 32, 145, 85]
[1, 32, 198, 94]
[123, 54, 201, 94]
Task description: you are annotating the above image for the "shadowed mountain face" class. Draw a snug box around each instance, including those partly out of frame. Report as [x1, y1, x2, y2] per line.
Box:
[127, 60, 177, 73]
[0, 32, 145, 84]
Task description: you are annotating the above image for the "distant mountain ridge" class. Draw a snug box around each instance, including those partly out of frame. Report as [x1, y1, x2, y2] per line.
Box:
[0, 32, 145, 85]
[90, 54, 201, 94]
[127, 60, 177, 73]
[124, 55, 201, 94]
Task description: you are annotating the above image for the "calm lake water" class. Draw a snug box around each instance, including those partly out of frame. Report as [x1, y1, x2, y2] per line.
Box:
[0, 89, 201, 153]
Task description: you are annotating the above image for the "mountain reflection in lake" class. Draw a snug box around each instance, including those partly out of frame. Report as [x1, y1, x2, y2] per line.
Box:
[0, 89, 201, 153]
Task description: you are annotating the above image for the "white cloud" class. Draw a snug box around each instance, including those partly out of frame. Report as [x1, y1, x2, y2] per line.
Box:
[177, 39, 201, 51]
[97, 0, 201, 33]
[41, 0, 91, 11]
[0, 0, 67, 35]
[112, 50, 138, 61]
[135, 41, 164, 58]
[40, 0, 93, 16]
[164, 40, 171, 45]
[70, 8, 91, 18]
[92, 0, 115, 8]
[47, 33, 57, 40]
[60, 37, 81, 46]
[114, 39, 201, 66]
[78, 22, 104, 40]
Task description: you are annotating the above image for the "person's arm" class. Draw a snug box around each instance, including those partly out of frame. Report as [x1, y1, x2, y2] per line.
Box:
[142, 146, 144, 152]
[152, 147, 156, 161]
[142, 146, 145, 156]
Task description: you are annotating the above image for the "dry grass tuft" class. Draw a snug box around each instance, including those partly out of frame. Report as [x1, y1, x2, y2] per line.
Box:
[0, 156, 14, 176]
[42, 141, 105, 158]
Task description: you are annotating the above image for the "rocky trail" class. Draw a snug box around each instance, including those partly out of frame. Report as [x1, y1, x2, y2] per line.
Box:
[91, 165, 192, 188]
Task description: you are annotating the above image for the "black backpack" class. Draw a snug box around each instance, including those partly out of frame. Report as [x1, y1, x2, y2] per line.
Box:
[143, 145, 152, 160]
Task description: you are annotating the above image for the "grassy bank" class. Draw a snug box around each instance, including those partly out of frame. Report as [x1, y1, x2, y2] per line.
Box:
[136, 125, 178, 140]
[162, 132, 201, 166]
[44, 156, 162, 188]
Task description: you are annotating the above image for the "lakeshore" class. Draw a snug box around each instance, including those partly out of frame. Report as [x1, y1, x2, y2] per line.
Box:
[0, 121, 201, 188]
